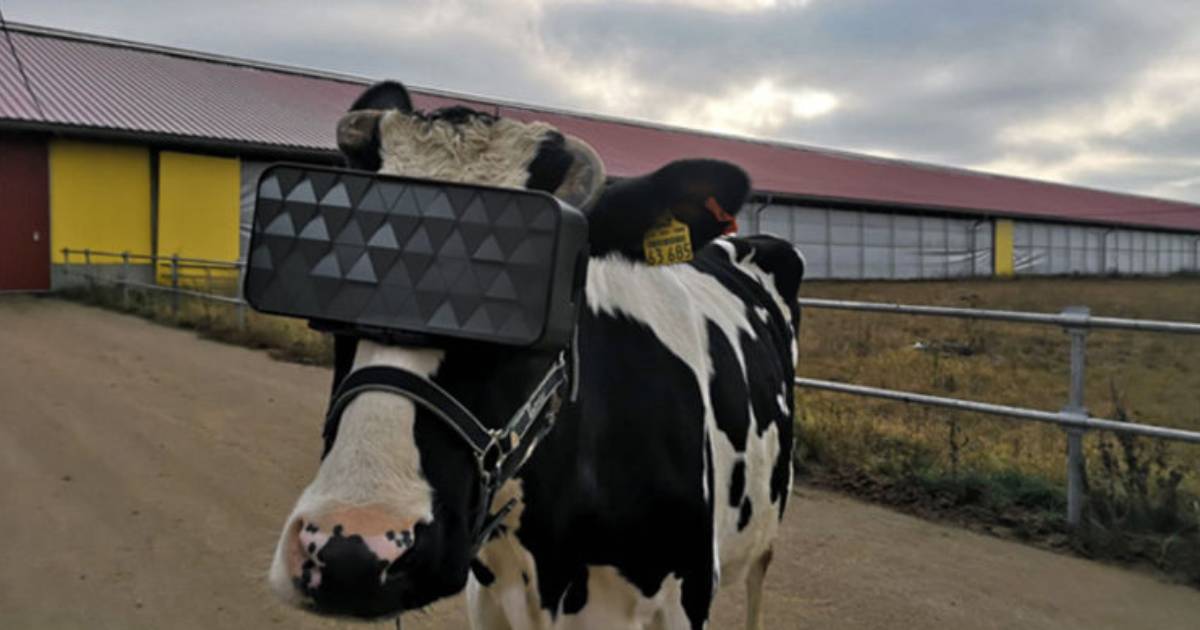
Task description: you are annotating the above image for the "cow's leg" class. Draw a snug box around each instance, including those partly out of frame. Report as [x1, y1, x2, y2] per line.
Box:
[467, 574, 514, 630]
[745, 547, 773, 630]
[647, 601, 696, 630]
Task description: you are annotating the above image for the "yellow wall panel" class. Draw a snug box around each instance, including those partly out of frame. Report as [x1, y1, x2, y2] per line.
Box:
[994, 219, 1015, 277]
[157, 151, 240, 262]
[49, 140, 151, 262]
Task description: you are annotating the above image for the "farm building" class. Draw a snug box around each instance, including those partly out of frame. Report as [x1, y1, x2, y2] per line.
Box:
[2, 21, 1199, 292]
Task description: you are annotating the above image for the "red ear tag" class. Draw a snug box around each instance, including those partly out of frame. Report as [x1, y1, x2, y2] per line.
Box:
[705, 197, 739, 235]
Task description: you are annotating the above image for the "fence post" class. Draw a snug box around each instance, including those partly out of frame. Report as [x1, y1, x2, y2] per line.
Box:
[171, 254, 180, 317]
[121, 251, 131, 309]
[1061, 305, 1090, 527]
[236, 262, 247, 332]
[84, 248, 94, 290]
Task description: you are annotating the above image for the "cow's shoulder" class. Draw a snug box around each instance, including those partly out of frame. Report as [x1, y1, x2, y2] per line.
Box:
[722, 235, 805, 302]
[693, 236, 804, 329]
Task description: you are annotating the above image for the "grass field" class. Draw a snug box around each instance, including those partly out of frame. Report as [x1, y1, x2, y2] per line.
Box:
[796, 276, 1200, 488]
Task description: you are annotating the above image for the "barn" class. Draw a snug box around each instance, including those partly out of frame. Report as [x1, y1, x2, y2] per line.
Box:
[2, 21, 1199, 292]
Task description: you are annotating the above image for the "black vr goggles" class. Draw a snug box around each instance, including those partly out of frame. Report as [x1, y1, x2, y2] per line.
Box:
[244, 164, 589, 349]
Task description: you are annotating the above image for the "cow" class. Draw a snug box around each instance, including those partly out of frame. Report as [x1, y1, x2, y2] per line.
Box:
[267, 80, 804, 630]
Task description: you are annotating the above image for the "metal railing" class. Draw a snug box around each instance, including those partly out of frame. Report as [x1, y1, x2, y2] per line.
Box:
[56, 252, 1200, 525]
[59, 248, 249, 328]
[794, 297, 1200, 526]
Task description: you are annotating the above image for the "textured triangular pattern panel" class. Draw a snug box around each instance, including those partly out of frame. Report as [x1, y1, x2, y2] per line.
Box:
[298, 216, 329, 241]
[245, 165, 583, 346]
[264, 213, 295, 237]
[321, 182, 352, 209]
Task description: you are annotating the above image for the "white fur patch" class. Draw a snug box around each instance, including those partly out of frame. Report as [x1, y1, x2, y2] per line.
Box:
[468, 480, 554, 630]
[562, 569, 688, 629]
[378, 112, 554, 188]
[471, 560, 690, 630]
[268, 343, 445, 605]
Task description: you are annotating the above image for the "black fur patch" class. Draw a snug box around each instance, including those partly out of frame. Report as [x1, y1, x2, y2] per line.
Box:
[470, 560, 496, 586]
[738, 499, 753, 531]
[525, 131, 573, 195]
[729, 460, 746, 508]
[350, 81, 413, 112]
[707, 320, 750, 452]
[561, 574, 589, 615]
[425, 105, 496, 125]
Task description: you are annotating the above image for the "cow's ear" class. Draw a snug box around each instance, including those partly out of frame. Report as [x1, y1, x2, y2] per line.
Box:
[349, 80, 413, 112]
[526, 133, 606, 210]
[587, 159, 750, 259]
[338, 81, 414, 171]
[556, 134, 606, 210]
[656, 159, 749, 244]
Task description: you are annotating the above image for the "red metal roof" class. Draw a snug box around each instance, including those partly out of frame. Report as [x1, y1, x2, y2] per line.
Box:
[3, 23, 1198, 233]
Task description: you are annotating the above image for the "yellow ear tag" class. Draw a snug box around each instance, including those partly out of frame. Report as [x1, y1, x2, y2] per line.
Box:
[643, 218, 693, 266]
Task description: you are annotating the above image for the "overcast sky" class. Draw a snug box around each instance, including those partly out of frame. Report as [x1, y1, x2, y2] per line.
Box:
[8, 0, 1200, 203]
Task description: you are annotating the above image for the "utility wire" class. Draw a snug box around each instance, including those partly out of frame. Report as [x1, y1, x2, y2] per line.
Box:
[0, 2, 45, 117]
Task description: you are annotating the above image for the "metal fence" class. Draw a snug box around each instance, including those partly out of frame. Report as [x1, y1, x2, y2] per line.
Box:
[58, 249, 1200, 525]
[59, 248, 249, 328]
[794, 297, 1200, 526]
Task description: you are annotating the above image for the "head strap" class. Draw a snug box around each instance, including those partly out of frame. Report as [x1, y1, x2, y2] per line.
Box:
[322, 351, 570, 553]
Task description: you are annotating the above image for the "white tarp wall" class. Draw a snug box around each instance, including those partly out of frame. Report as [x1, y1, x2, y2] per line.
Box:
[755, 203, 992, 279]
[1012, 221, 1200, 276]
[239, 160, 272, 261]
[753, 199, 1200, 279]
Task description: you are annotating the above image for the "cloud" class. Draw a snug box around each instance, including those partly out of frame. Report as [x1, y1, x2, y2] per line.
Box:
[663, 79, 839, 136]
[7, 0, 1200, 203]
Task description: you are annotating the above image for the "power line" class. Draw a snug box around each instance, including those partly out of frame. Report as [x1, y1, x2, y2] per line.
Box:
[0, 2, 45, 117]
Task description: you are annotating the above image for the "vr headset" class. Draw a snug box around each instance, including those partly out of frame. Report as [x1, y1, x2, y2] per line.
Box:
[244, 164, 588, 349]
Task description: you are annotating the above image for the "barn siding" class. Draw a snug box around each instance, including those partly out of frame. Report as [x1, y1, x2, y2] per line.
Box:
[753, 201, 1198, 280]
[156, 152, 241, 262]
[49, 140, 151, 262]
[756, 201, 994, 280]
[994, 220, 1015, 277]
[1011, 222, 1199, 277]
[0, 135, 50, 291]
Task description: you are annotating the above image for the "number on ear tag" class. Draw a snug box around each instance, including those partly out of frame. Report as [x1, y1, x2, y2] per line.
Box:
[643, 218, 693, 266]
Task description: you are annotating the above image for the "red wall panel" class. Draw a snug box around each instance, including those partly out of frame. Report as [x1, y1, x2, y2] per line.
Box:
[0, 136, 50, 291]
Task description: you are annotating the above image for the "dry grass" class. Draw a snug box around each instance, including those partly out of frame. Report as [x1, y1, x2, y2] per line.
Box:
[796, 276, 1200, 493]
[63, 284, 332, 366]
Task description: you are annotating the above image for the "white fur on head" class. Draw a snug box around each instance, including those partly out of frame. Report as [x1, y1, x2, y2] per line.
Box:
[378, 112, 555, 187]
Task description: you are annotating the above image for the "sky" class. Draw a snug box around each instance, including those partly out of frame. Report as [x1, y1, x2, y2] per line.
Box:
[6, 0, 1200, 203]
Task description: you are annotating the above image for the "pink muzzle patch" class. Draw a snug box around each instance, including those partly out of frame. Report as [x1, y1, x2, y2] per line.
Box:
[296, 520, 416, 589]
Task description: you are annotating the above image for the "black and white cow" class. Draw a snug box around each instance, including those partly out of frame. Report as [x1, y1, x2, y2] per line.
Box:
[268, 81, 804, 630]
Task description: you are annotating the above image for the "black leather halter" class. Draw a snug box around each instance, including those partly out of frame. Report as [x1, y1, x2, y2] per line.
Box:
[321, 336, 571, 554]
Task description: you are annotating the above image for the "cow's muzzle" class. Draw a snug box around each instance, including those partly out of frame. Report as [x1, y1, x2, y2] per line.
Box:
[276, 508, 418, 618]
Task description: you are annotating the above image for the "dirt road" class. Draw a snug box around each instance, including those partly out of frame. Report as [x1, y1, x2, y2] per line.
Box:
[2, 296, 1198, 629]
